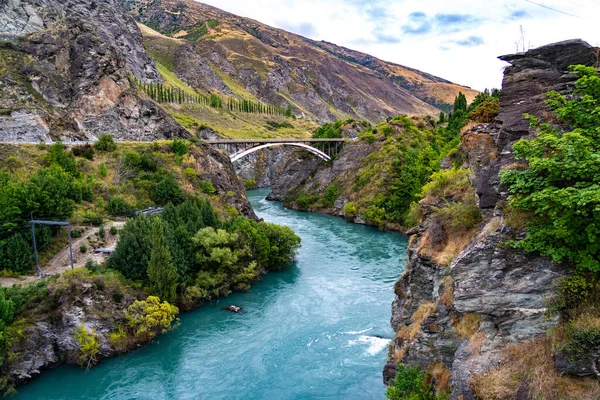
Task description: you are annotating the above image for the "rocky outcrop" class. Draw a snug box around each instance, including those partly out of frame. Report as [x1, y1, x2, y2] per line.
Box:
[234, 147, 298, 189]
[0, 0, 189, 142]
[384, 40, 599, 398]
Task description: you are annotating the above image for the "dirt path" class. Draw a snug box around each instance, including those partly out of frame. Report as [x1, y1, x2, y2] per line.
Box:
[0, 221, 125, 287]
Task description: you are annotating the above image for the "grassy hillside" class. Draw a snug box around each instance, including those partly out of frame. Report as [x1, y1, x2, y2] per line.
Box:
[121, 0, 478, 123]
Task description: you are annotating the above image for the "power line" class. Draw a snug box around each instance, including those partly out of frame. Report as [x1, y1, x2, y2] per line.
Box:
[523, 0, 586, 18]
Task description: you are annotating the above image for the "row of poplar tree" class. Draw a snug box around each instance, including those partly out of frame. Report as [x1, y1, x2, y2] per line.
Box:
[129, 75, 293, 117]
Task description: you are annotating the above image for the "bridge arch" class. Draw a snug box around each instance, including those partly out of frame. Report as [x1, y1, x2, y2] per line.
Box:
[230, 143, 331, 162]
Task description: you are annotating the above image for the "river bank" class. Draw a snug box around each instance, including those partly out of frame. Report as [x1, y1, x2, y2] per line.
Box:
[12, 188, 407, 399]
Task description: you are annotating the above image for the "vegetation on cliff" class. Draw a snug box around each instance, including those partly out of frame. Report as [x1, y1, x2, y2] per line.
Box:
[284, 90, 498, 230]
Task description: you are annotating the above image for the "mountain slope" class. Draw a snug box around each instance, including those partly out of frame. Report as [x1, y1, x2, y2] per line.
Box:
[121, 0, 478, 123]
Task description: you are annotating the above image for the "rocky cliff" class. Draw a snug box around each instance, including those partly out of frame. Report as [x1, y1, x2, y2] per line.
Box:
[0, 0, 189, 142]
[383, 40, 600, 399]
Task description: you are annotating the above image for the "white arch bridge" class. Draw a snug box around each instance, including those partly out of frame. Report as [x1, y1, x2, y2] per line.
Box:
[206, 139, 346, 162]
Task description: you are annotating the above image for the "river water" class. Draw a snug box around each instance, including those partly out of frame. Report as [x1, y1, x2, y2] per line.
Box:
[16, 188, 407, 400]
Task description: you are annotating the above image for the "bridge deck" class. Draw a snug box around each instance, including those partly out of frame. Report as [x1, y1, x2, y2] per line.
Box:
[206, 138, 346, 144]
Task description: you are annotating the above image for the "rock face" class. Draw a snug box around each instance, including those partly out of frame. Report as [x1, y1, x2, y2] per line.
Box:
[0, 0, 188, 142]
[234, 147, 298, 189]
[384, 40, 599, 398]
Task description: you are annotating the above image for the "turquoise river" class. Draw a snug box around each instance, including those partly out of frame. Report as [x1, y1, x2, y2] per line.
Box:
[15, 188, 408, 400]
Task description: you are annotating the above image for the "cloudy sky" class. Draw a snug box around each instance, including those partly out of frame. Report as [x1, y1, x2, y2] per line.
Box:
[198, 0, 599, 91]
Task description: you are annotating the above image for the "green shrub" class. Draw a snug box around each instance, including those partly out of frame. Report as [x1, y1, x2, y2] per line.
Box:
[98, 163, 107, 178]
[295, 193, 319, 211]
[421, 168, 471, 199]
[500, 65, 600, 273]
[108, 328, 129, 354]
[404, 202, 423, 227]
[434, 202, 482, 231]
[200, 180, 216, 195]
[343, 202, 359, 220]
[107, 196, 133, 217]
[323, 184, 339, 207]
[363, 205, 386, 226]
[95, 135, 117, 152]
[359, 131, 376, 144]
[109, 226, 118, 236]
[80, 244, 87, 254]
[72, 144, 95, 160]
[98, 225, 105, 239]
[183, 168, 197, 180]
[2, 234, 33, 274]
[84, 259, 99, 273]
[73, 325, 100, 368]
[126, 296, 179, 342]
[153, 174, 185, 205]
[4, 156, 23, 171]
[242, 179, 257, 190]
[82, 210, 104, 226]
[170, 140, 188, 156]
[386, 363, 436, 400]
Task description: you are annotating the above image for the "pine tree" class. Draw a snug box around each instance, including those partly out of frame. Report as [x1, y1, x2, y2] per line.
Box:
[147, 219, 178, 304]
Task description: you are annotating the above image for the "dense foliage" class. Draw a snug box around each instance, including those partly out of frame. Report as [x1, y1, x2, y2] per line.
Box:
[386, 364, 439, 400]
[108, 197, 301, 308]
[500, 65, 600, 273]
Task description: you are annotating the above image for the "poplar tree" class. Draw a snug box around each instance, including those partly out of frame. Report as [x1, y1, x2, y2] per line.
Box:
[147, 219, 178, 304]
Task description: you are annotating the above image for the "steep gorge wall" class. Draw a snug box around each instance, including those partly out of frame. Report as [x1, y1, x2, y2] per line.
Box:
[384, 40, 599, 398]
[0, 0, 188, 142]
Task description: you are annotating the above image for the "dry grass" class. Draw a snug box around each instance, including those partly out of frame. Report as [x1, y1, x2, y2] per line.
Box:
[419, 228, 477, 267]
[439, 276, 454, 307]
[428, 361, 452, 395]
[453, 313, 482, 340]
[470, 338, 600, 400]
[460, 120, 480, 135]
[396, 302, 438, 343]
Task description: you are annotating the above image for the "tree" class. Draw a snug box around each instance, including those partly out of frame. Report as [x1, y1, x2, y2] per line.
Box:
[95, 135, 117, 152]
[153, 173, 185, 206]
[147, 219, 178, 304]
[501, 65, 600, 273]
[108, 216, 153, 281]
[4, 234, 33, 274]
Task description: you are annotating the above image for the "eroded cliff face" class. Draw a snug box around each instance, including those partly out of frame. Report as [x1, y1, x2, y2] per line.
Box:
[0, 0, 188, 142]
[384, 40, 599, 398]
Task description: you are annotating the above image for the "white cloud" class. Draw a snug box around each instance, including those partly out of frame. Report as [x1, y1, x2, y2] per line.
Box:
[197, 0, 599, 91]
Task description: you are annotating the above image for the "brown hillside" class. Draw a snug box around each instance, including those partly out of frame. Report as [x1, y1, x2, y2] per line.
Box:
[122, 0, 478, 123]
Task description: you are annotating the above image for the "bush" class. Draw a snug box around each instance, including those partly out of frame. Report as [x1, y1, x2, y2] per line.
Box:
[98, 225, 106, 239]
[95, 135, 117, 152]
[84, 259, 99, 273]
[359, 131, 376, 144]
[98, 163, 107, 178]
[434, 202, 482, 231]
[363, 205, 386, 226]
[2, 234, 33, 274]
[126, 296, 179, 342]
[343, 202, 358, 220]
[170, 140, 188, 156]
[109, 226, 118, 236]
[82, 211, 104, 226]
[295, 193, 319, 211]
[73, 325, 100, 368]
[421, 168, 471, 200]
[107, 196, 133, 217]
[323, 184, 339, 208]
[500, 65, 600, 273]
[153, 174, 185, 205]
[108, 328, 129, 354]
[80, 244, 88, 254]
[386, 363, 437, 400]
[242, 179, 256, 190]
[72, 144, 95, 160]
[200, 180, 216, 195]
